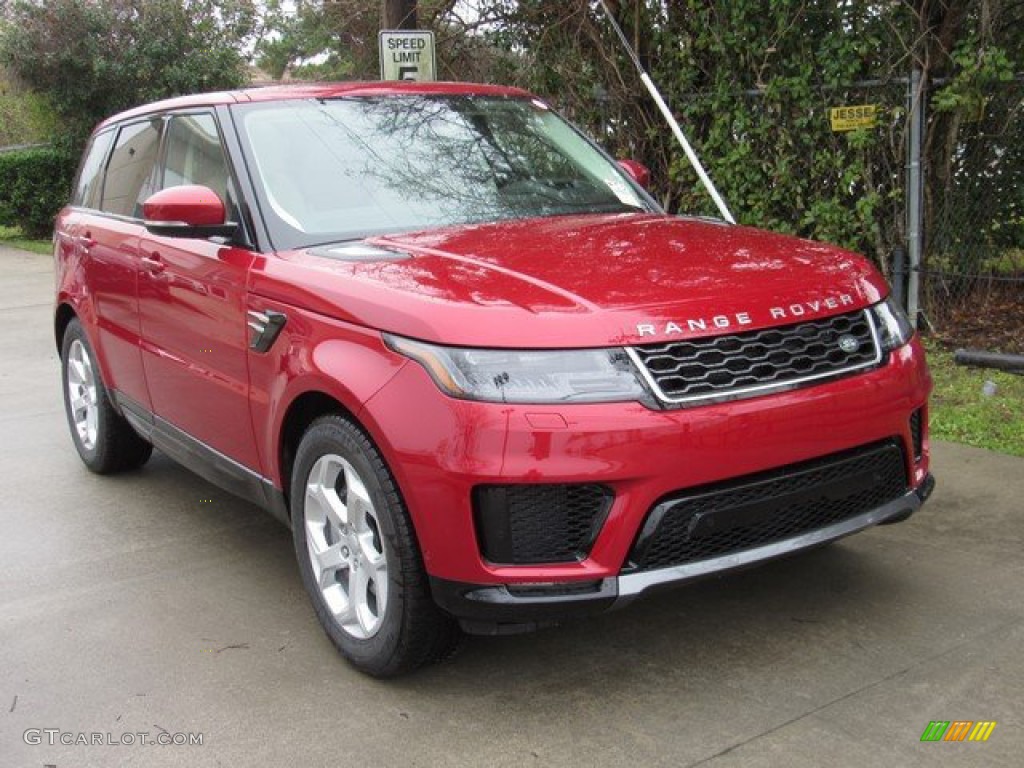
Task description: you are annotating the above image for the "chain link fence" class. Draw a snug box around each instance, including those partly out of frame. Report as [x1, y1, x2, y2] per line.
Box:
[921, 77, 1023, 353]
[708, 75, 1022, 353]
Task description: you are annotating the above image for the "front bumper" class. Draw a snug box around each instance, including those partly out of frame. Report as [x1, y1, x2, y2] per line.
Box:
[363, 336, 931, 577]
[433, 473, 935, 634]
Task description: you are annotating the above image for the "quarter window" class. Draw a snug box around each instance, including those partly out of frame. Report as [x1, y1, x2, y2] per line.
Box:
[72, 130, 115, 209]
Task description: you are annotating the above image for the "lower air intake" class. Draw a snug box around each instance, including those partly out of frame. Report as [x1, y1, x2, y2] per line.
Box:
[474, 484, 613, 565]
[628, 441, 908, 571]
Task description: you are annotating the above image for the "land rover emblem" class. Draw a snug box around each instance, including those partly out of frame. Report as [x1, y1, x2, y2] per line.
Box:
[838, 335, 859, 353]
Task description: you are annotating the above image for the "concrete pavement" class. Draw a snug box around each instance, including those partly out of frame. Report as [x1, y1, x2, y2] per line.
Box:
[1, 244, 1021, 767]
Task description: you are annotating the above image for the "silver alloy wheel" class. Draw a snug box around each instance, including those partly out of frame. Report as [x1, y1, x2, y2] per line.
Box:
[304, 454, 389, 639]
[67, 339, 99, 451]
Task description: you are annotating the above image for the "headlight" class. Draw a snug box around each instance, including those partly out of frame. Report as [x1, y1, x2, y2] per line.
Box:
[870, 296, 914, 351]
[384, 335, 650, 404]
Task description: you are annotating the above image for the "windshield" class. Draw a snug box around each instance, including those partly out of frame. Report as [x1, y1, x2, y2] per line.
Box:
[234, 95, 651, 248]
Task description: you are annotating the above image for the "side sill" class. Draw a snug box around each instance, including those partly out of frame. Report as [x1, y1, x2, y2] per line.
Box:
[113, 391, 290, 526]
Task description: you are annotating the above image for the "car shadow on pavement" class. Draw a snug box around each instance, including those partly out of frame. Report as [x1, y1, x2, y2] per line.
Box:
[124, 450, 921, 697]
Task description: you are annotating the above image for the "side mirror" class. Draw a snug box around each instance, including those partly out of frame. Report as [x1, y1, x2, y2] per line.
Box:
[142, 185, 237, 238]
[618, 159, 651, 190]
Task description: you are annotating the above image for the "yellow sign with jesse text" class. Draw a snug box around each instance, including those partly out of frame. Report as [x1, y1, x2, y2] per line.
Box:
[829, 104, 879, 132]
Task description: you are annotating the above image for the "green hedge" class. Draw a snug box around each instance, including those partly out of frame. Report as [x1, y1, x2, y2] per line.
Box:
[0, 147, 74, 239]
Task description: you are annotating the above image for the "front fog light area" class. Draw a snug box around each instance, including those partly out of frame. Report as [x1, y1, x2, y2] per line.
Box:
[384, 335, 650, 404]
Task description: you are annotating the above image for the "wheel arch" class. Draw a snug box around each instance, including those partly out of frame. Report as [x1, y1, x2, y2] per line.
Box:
[283, 392, 462, 674]
[54, 302, 77, 351]
[277, 390, 356, 512]
[263, 332, 409, 515]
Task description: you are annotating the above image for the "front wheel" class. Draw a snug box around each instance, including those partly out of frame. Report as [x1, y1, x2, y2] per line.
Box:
[60, 318, 152, 474]
[290, 414, 461, 677]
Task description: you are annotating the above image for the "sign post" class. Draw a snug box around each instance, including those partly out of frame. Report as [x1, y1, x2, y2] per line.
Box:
[379, 30, 436, 82]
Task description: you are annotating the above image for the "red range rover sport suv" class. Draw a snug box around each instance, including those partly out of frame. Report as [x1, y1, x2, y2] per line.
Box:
[54, 82, 933, 676]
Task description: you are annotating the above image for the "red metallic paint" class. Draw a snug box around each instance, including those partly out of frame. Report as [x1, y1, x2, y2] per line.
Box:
[617, 159, 651, 189]
[54, 82, 932, 603]
[97, 82, 533, 132]
[56, 210, 154, 410]
[249, 214, 887, 348]
[141, 185, 227, 227]
[136, 237, 260, 469]
[244, 297, 409, 486]
[356, 335, 931, 585]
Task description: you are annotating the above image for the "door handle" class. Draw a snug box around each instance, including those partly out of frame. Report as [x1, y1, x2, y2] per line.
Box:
[141, 252, 165, 274]
[77, 234, 96, 251]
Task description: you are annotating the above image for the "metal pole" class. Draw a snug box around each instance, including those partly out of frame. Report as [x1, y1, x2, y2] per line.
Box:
[598, 1, 736, 224]
[907, 68, 924, 327]
[891, 245, 907, 310]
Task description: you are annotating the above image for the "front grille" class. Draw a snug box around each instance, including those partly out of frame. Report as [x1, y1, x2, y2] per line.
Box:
[909, 408, 924, 461]
[628, 441, 908, 571]
[473, 484, 613, 565]
[632, 309, 880, 404]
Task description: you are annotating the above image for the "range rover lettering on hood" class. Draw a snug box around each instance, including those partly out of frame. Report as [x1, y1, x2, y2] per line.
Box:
[636, 293, 856, 338]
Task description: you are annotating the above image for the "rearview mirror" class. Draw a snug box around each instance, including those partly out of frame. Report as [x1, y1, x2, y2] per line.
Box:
[142, 185, 237, 238]
[617, 159, 651, 190]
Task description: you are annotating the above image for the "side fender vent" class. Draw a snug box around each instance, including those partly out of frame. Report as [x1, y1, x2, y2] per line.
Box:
[247, 309, 287, 353]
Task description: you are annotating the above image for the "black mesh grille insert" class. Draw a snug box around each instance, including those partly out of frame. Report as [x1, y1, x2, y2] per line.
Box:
[474, 484, 613, 565]
[633, 310, 879, 403]
[628, 441, 908, 571]
[910, 408, 924, 461]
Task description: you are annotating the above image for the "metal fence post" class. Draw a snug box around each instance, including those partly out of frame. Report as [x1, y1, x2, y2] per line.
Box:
[906, 68, 925, 328]
[891, 245, 907, 310]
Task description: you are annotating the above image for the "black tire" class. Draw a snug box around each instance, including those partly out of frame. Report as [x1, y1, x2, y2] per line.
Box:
[60, 318, 152, 474]
[290, 414, 461, 677]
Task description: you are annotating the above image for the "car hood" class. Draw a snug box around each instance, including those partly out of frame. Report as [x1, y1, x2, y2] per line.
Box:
[250, 214, 888, 348]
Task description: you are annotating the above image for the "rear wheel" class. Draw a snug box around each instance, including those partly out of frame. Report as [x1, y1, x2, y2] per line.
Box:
[60, 319, 152, 474]
[290, 414, 461, 677]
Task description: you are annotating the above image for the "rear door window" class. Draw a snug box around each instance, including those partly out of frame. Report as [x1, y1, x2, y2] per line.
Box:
[101, 119, 163, 218]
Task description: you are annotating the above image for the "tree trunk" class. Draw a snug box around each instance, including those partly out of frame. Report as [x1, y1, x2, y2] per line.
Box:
[382, 0, 417, 30]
